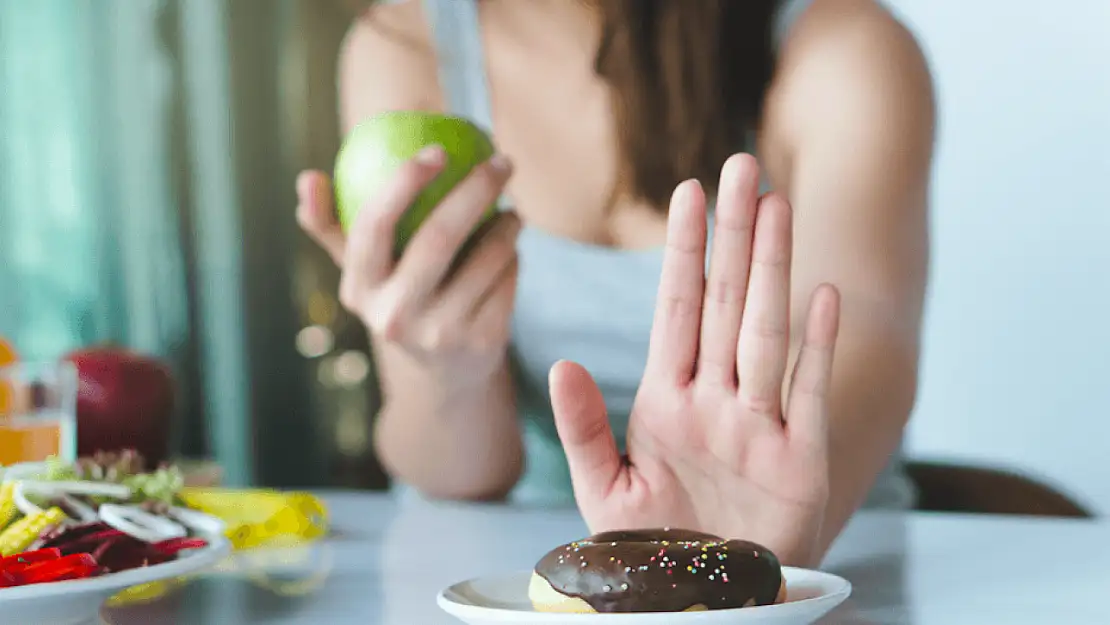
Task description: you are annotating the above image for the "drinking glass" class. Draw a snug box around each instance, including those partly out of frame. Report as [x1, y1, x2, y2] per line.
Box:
[0, 361, 77, 465]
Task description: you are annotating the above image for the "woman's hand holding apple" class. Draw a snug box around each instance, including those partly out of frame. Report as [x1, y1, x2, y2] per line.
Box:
[296, 146, 520, 386]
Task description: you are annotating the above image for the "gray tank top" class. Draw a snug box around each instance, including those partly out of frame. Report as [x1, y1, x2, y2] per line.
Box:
[415, 0, 914, 510]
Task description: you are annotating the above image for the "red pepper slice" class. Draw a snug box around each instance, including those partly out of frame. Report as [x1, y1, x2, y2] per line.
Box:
[6, 553, 99, 586]
[0, 548, 62, 572]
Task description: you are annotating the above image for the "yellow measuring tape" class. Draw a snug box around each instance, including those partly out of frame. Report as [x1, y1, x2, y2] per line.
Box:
[178, 487, 330, 549]
[108, 488, 332, 607]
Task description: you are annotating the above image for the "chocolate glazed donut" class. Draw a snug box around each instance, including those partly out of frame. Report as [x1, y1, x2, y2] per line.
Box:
[529, 529, 787, 613]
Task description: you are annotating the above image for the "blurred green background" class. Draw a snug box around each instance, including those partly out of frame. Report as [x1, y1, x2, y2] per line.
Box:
[0, 0, 385, 490]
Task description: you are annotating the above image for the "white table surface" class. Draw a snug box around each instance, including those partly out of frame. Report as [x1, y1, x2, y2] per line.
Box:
[96, 491, 1110, 625]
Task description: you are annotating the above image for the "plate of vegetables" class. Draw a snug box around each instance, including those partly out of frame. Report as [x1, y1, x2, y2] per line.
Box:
[0, 451, 231, 624]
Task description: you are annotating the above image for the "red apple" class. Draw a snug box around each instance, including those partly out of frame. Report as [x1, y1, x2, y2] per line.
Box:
[64, 345, 177, 466]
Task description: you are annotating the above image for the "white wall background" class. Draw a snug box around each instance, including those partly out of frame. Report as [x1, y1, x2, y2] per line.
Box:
[886, 1, 1110, 513]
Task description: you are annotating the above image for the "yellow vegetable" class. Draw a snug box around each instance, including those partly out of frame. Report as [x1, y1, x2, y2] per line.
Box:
[0, 506, 65, 556]
[0, 482, 17, 531]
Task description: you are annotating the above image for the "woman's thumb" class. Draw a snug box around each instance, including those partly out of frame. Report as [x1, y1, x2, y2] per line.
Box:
[549, 360, 621, 500]
[296, 170, 347, 265]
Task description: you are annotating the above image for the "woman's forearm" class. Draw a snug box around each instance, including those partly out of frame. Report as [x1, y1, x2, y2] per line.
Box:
[813, 328, 920, 562]
[371, 344, 523, 501]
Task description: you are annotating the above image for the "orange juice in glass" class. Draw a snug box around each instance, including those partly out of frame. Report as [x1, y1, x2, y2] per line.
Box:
[0, 361, 77, 465]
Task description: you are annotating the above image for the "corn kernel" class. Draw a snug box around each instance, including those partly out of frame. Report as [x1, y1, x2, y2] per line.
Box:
[0, 506, 66, 556]
[0, 482, 17, 531]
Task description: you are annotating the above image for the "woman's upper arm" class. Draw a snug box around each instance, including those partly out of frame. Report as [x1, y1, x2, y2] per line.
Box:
[337, 0, 442, 133]
[768, 0, 936, 354]
[763, 0, 937, 427]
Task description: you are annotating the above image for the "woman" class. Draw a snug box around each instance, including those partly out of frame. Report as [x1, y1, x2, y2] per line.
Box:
[297, 0, 934, 567]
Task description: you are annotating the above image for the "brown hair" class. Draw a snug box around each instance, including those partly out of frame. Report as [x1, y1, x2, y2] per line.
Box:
[358, 0, 780, 211]
[594, 1, 779, 210]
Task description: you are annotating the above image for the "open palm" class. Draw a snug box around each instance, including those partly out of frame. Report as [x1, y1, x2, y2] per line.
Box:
[549, 154, 841, 567]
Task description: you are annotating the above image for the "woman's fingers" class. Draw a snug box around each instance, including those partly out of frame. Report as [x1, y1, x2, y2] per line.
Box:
[385, 155, 513, 322]
[646, 179, 707, 385]
[785, 284, 841, 446]
[698, 154, 760, 387]
[296, 170, 346, 266]
[418, 212, 522, 341]
[339, 148, 447, 328]
[344, 147, 448, 289]
[466, 257, 519, 350]
[736, 193, 794, 418]
[550, 360, 623, 501]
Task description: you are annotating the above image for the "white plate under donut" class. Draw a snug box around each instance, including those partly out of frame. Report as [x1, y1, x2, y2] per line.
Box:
[437, 567, 851, 625]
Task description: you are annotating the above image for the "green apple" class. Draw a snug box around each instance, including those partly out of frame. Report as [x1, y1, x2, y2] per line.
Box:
[333, 111, 499, 255]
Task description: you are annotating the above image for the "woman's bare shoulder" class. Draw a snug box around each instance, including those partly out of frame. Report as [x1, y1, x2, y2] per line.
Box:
[761, 0, 935, 167]
[338, 0, 444, 132]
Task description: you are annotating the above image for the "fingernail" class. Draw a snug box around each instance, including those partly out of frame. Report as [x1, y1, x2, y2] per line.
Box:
[296, 171, 318, 203]
[674, 179, 699, 205]
[416, 144, 444, 164]
[489, 153, 512, 174]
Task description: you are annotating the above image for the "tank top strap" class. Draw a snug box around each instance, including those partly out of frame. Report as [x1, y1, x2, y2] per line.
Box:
[773, 0, 816, 48]
[419, 0, 495, 133]
[420, 0, 511, 208]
